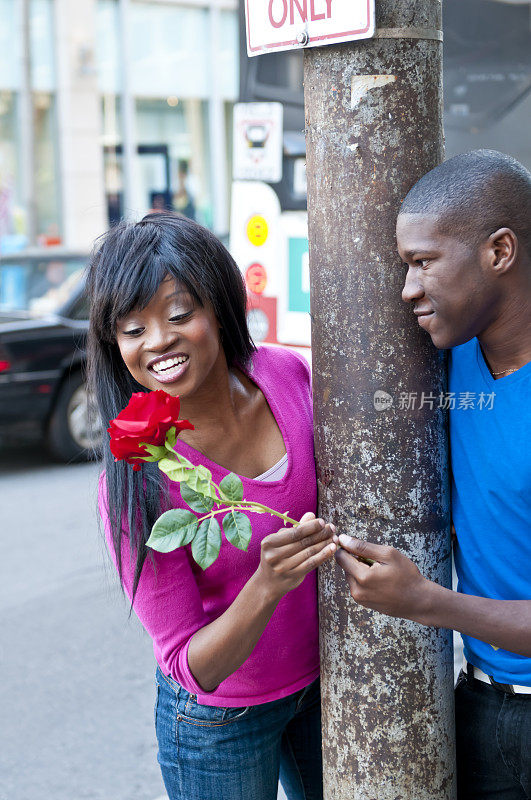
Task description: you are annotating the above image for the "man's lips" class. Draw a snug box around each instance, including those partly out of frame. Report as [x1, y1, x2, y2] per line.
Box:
[414, 309, 434, 317]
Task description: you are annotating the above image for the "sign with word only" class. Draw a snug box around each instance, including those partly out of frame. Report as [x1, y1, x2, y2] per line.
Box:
[245, 0, 375, 57]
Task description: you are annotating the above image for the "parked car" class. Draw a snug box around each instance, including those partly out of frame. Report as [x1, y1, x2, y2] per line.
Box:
[0, 248, 103, 461]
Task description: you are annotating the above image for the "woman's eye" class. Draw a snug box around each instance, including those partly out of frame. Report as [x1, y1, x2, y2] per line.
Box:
[170, 311, 192, 323]
[123, 327, 143, 336]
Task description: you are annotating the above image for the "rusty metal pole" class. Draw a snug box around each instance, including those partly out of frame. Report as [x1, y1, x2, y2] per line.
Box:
[304, 2, 456, 798]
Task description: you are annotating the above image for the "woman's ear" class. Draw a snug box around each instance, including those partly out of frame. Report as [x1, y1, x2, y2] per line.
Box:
[488, 227, 518, 275]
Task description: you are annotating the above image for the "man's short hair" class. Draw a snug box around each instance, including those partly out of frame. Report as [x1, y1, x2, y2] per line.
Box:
[399, 150, 531, 257]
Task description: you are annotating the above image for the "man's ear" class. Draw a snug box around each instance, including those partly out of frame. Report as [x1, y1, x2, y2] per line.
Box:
[487, 227, 518, 275]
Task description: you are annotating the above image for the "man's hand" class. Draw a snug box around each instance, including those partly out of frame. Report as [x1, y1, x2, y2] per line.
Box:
[335, 534, 431, 621]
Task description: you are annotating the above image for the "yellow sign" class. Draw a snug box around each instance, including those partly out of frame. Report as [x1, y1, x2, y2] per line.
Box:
[246, 215, 268, 246]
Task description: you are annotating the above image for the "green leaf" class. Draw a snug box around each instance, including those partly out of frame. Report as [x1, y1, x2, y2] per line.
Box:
[180, 482, 215, 514]
[191, 517, 222, 570]
[185, 465, 217, 500]
[146, 509, 198, 553]
[140, 442, 167, 460]
[222, 511, 252, 551]
[175, 452, 194, 468]
[158, 458, 192, 483]
[165, 426, 177, 449]
[219, 472, 244, 503]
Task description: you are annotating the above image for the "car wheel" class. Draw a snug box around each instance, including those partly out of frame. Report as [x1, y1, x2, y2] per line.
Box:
[47, 370, 104, 462]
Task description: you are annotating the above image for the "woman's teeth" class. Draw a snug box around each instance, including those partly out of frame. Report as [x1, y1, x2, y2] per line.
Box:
[152, 355, 188, 374]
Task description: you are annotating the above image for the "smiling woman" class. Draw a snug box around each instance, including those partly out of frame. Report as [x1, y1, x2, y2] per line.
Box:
[85, 211, 336, 800]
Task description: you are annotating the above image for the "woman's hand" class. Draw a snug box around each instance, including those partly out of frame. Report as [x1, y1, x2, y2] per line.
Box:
[255, 512, 337, 602]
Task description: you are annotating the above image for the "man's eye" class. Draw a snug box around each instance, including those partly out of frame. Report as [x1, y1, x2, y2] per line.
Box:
[416, 258, 431, 268]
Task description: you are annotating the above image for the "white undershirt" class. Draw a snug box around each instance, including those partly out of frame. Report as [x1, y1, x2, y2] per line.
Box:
[253, 453, 288, 482]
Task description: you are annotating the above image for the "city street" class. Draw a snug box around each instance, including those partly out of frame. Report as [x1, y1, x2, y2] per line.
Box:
[1, 444, 166, 800]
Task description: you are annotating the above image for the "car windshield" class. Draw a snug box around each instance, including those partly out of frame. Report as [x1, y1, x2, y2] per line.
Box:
[0, 257, 86, 316]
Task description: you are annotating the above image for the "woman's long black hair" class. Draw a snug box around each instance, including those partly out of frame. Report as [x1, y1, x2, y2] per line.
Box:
[86, 212, 255, 604]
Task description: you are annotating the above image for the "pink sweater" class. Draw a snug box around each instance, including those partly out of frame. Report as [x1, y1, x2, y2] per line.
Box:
[98, 346, 319, 707]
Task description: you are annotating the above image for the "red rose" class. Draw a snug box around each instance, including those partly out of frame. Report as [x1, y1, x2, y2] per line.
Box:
[108, 390, 194, 470]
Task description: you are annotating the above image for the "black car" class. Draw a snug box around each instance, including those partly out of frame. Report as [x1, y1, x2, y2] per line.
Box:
[0, 249, 103, 461]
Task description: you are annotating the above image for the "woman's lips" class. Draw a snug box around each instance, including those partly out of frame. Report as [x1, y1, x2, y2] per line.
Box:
[148, 357, 190, 384]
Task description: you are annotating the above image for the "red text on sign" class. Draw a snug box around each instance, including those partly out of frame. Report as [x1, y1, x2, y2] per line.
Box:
[268, 0, 334, 29]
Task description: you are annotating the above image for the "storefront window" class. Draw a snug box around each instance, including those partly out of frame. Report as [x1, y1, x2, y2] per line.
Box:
[34, 92, 61, 243]
[0, 92, 23, 251]
[130, 4, 210, 99]
[31, 0, 56, 92]
[0, 0, 59, 251]
[95, 1, 238, 231]
[136, 98, 212, 228]
[96, 0, 121, 95]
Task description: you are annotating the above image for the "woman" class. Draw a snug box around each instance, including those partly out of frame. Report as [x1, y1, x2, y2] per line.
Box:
[87, 211, 337, 800]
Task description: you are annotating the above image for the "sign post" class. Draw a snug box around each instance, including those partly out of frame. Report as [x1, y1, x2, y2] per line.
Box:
[302, 0, 456, 797]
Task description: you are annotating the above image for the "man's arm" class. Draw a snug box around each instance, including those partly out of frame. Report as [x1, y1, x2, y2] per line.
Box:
[335, 535, 531, 657]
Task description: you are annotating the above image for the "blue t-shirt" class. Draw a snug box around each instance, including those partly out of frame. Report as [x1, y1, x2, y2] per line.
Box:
[449, 338, 531, 685]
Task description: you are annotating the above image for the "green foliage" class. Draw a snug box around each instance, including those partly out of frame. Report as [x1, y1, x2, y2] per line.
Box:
[219, 472, 244, 503]
[180, 482, 215, 514]
[222, 511, 252, 551]
[165, 426, 177, 449]
[138, 442, 167, 461]
[146, 509, 198, 553]
[192, 517, 222, 570]
[158, 458, 193, 483]
[186, 464, 218, 500]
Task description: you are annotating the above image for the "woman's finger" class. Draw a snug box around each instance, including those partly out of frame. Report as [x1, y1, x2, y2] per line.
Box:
[293, 541, 337, 575]
[265, 524, 336, 564]
[282, 536, 336, 572]
[268, 517, 327, 548]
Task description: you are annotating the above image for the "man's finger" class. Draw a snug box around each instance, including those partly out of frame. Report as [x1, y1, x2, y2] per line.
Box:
[335, 548, 371, 580]
[338, 535, 392, 563]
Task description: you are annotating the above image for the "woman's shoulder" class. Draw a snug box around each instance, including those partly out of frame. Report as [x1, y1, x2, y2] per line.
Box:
[248, 345, 312, 386]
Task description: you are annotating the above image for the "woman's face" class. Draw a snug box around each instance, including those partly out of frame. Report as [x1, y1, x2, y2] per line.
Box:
[115, 275, 223, 398]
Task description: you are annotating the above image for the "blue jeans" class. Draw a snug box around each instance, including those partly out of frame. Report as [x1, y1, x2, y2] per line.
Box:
[456, 670, 531, 799]
[154, 666, 323, 800]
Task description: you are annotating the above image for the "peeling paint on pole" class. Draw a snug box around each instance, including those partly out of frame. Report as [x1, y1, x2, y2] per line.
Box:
[304, 1, 456, 797]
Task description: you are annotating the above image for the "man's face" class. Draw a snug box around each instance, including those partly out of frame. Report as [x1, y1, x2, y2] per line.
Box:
[397, 213, 496, 349]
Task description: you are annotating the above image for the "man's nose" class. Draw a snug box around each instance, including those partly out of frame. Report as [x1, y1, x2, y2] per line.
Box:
[401, 267, 424, 304]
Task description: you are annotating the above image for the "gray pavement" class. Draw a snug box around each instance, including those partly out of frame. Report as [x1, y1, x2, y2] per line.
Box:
[1, 446, 166, 800]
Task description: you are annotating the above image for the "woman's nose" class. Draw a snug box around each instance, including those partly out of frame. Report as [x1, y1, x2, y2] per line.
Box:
[401, 267, 424, 304]
[144, 321, 178, 352]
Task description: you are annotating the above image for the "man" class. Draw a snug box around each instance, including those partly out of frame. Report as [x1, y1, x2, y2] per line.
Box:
[335, 150, 531, 799]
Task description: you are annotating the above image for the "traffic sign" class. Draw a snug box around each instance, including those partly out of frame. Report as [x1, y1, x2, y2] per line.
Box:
[245, 0, 375, 57]
[233, 102, 283, 183]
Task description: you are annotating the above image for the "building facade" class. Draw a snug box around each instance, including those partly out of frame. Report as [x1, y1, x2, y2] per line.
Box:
[1, 0, 238, 252]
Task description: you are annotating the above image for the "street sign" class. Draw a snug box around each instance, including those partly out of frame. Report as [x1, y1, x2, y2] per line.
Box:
[233, 102, 283, 183]
[245, 0, 375, 57]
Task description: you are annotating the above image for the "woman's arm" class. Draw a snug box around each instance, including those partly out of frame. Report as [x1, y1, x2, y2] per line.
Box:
[335, 535, 531, 657]
[187, 513, 336, 692]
